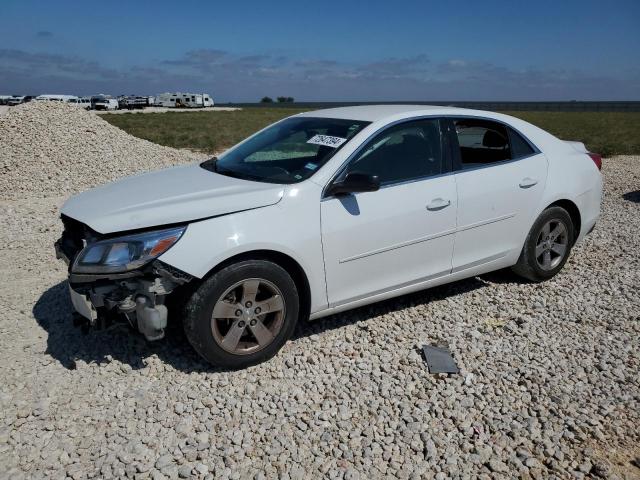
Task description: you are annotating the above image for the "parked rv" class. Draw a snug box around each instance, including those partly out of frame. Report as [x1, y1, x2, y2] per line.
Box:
[155, 92, 214, 108]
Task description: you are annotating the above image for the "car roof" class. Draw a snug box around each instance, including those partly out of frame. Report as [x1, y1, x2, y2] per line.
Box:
[294, 104, 563, 153]
[296, 104, 486, 122]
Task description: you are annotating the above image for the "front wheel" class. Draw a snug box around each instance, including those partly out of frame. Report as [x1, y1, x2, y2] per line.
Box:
[512, 206, 574, 282]
[183, 260, 299, 368]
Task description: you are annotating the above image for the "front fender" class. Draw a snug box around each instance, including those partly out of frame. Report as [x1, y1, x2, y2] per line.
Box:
[158, 199, 328, 314]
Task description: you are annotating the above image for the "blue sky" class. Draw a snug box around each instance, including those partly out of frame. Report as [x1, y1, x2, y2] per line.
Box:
[1, 0, 639, 101]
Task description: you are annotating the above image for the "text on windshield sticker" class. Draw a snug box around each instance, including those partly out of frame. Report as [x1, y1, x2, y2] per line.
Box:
[307, 134, 347, 148]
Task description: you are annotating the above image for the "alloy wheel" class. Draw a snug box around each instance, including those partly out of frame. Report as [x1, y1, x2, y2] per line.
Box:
[535, 219, 569, 271]
[211, 278, 286, 355]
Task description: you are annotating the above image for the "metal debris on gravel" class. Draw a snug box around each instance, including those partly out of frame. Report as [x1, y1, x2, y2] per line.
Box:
[0, 102, 638, 479]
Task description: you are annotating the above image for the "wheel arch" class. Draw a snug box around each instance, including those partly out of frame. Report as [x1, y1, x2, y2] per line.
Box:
[545, 198, 581, 244]
[200, 249, 312, 321]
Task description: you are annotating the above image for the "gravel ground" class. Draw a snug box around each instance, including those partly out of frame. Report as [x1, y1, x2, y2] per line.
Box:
[0, 104, 638, 479]
[0, 102, 203, 199]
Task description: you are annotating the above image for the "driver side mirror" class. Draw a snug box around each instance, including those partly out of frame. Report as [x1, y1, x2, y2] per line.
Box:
[326, 171, 380, 197]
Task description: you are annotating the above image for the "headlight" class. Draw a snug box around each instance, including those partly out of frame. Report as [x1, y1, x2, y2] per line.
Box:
[72, 226, 186, 274]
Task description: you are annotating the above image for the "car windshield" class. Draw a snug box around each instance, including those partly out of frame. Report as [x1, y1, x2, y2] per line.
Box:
[203, 117, 370, 184]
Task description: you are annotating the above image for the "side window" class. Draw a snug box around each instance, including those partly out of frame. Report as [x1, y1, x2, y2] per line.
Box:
[453, 119, 511, 168]
[508, 128, 535, 159]
[345, 119, 442, 185]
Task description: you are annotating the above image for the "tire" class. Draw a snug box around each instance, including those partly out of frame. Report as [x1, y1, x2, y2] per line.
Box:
[183, 260, 299, 368]
[512, 206, 574, 282]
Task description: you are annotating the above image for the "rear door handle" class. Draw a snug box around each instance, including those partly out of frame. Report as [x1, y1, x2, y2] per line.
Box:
[519, 177, 538, 188]
[426, 198, 451, 211]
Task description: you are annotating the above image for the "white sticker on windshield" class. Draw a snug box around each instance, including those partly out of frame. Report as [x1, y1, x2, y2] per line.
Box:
[307, 134, 347, 148]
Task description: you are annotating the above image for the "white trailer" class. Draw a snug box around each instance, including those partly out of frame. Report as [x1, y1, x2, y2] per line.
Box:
[155, 92, 214, 108]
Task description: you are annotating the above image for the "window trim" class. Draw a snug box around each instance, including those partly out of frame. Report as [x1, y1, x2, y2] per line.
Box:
[446, 115, 541, 173]
[322, 116, 452, 199]
[507, 127, 537, 159]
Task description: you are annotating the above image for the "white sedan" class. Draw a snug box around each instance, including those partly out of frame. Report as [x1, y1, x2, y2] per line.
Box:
[56, 105, 603, 368]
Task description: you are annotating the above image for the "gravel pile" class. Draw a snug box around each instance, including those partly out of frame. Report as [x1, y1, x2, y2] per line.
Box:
[0, 102, 203, 200]
[0, 117, 639, 479]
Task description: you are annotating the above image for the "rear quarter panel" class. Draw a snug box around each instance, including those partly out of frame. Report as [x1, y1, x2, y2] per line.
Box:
[538, 143, 602, 242]
[488, 112, 602, 243]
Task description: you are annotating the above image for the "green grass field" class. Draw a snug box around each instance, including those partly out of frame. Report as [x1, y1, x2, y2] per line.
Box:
[102, 108, 640, 157]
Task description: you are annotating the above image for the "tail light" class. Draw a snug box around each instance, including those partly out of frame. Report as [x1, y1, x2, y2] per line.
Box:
[588, 153, 602, 170]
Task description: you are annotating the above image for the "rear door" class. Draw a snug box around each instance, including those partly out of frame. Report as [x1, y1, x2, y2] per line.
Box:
[447, 117, 548, 272]
[321, 118, 457, 306]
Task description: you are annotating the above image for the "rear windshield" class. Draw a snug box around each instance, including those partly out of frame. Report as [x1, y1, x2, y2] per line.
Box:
[203, 117, 370, 184]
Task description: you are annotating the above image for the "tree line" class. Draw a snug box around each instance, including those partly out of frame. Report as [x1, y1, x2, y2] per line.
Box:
[260, 96, 294, 103]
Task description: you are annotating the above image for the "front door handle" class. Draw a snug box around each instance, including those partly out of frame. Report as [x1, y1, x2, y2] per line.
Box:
[519, 177, 538, 189]
[426, 198, 451, 211]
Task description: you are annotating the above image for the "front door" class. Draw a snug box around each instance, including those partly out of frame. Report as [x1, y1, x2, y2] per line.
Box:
[321, 118, 458, 307]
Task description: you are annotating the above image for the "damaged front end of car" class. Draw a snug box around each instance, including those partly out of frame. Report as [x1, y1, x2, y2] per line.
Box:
[55, 215, 193, 340]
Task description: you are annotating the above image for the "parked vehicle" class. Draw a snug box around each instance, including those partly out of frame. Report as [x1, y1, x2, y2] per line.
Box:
[65, 97, 92, 109]
[78, 97, 92, 110]
[35, 94, 80, 105]
[60, 97, 91, 110]
[202, 94, 213, 107]
[93, 97, 118, 111]
[7, 96, 26, 106]
[155, 92, 214, 108]
[10, 95, 38, 104]
[36, 95, 64, 102]
[118, 95, 147, 110]
[55, 105, 603, 368]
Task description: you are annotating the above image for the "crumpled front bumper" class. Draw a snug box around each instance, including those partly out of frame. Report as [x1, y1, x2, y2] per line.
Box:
[55, 215, 194, 340]
[57, 240, 192, 340]
[64, 262, 191, 341]
[57, 240, 97, 322]
[68, 285, 98, 322]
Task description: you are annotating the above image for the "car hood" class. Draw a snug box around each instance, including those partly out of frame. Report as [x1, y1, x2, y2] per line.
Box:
[61, 163, 285, 233]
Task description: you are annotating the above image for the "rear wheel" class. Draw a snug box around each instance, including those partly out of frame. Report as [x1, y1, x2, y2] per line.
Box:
[183, 260, 299, 368]
[512, 206, 574, 282]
